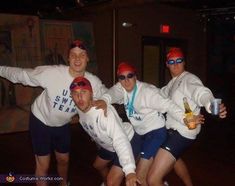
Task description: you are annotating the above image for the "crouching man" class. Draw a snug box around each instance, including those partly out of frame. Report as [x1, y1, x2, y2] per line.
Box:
[70, 77, 141, 186]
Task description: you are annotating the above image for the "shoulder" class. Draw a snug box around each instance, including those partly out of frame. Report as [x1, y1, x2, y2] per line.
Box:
[37, 65, 68, 73]
[138, 81, 160, 93]
[183, 71, 202, 83]
[85, 71, 102, 83]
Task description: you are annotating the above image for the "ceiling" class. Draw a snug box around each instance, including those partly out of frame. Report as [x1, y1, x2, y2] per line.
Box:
[0, 0, 235, 17]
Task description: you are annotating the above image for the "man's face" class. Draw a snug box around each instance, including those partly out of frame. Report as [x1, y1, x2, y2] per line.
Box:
[118, 71, 136, 92]
[71, 89, 92, 112]
[68, 47, 89, 75]
[166, 56, 185, 77]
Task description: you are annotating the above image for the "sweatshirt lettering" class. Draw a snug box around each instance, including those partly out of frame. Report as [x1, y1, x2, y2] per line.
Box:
[52, 89, 76, 113]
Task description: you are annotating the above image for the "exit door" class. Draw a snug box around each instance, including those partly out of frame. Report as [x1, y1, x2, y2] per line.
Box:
[142, 36, 187, 87]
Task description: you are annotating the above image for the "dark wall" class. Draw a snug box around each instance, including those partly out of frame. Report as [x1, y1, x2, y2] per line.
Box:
[67, 3, 207, 87]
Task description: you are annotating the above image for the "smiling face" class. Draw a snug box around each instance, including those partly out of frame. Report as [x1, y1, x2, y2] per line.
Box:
[68, 47, 89, 77]
[118, 71, 137, 92]
[71, 89, 93, 112]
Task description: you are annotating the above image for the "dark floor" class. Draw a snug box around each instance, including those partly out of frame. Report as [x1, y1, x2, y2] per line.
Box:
[0, 112, 234, 186]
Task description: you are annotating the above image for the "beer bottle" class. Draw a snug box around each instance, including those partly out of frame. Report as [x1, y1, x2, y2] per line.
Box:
[183, 97, 196, 129]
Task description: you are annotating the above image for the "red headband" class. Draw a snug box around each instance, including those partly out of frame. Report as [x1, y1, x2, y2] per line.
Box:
[70, 77, 92, 92]
[70, 39, 86, 51]
[167, 47, 184, 60]
[117, 62, 136, 75]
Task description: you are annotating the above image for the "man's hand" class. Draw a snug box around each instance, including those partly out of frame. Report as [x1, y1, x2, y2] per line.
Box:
[194, 114, 205, 125]
[183, 114, 205, 129]
[92, 100, 107, 117]
[219, 103, 227, 119]
[126, 173, 141, 186]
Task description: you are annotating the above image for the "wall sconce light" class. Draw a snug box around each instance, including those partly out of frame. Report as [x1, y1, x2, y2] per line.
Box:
[122, 22, 134, 28]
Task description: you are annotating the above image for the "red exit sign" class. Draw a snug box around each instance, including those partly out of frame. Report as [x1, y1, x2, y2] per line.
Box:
[160, 24, 170, 34]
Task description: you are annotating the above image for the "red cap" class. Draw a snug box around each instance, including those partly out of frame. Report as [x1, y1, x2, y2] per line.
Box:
[117, 62, 136, 75]
[70, 39, 86, 50]
[70, 77, 92, 92]
[167, 47, 184, 60]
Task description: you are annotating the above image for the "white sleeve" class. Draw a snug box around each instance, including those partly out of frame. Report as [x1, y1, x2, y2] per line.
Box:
[101, 82, 124, 104]
[160, 85, 170, 98]
[184, 75, 214, 113]
[146, 86, 185, 124]
[0, 65, 51, 87]
[89, 75, 108, 100]
[102, 108, 136, 175]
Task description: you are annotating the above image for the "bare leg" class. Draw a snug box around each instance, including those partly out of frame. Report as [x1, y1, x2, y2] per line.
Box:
[93, 156, 111, 184]
[107, 165, 124, 186]
[55, 151, 69, 186]
[35, 154, 51, 186]
[174, 158, 193, 186]
[147, 148, 175, 186]
[136, 158, 153, 186]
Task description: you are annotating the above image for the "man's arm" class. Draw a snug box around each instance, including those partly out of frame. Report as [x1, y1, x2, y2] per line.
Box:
[0, 66, 51, 87]
[103, 106, 136, 176]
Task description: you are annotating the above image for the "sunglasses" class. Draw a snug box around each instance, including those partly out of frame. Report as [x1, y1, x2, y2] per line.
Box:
[167, 58, 184, 65]
[118, 73, 135, 80]
[70, 81, 87, 90]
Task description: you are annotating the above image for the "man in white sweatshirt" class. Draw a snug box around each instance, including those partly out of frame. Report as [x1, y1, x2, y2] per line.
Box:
[147, 47, 227, 186]
[98, 62, 204, 186]
[0, 39, 107, 186]
[70, 76, 141, 186]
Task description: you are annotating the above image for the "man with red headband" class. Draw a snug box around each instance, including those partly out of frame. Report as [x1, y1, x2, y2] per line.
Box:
[147, 47, 227, 186]
[70, 77, 141, 186]
[98, 61, 204, 186]
[0, 39, 107, 186]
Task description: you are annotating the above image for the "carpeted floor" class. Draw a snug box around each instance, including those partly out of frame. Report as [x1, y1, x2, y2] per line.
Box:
[0, 112, 234, 186]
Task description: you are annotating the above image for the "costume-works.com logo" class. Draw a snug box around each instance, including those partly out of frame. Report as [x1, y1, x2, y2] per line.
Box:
[5, 173, 15, 183]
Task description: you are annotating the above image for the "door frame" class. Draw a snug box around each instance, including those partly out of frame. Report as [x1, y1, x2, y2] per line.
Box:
[142, 36, 188, 87]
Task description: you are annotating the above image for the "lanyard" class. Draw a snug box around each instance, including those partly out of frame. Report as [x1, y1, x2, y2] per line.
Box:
[127, 84, 137, 117]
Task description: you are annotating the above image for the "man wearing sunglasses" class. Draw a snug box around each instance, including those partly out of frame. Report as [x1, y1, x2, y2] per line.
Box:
[0, 39, 107, 186]
[70, 77, 141, 186]
[97, 62, 204, 186]
[147, 47, 227, 186]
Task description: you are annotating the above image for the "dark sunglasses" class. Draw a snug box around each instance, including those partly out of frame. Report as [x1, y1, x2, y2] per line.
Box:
[167, 58, 184, 65]
[118, 73, 135, 80]
[70, 81, 86, 90]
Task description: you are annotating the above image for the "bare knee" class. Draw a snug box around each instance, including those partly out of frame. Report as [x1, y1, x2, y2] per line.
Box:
[36, 162, 49, 174]
[35, 157, 50, 175]
[106, 175, 122, 186]
[106, 166, 123, 186]
[106, 177, 115, 186]
[147, 173, 162, 186]
[93, 161, 105, 171]
[56, 154, 69, 166]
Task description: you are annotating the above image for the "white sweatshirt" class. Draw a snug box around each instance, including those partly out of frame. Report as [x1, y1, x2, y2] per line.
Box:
[160, 71, 214, 139]
[0, 65, 107, 127]
[101, 81, 185, 135]
[77, 105, 136, 176]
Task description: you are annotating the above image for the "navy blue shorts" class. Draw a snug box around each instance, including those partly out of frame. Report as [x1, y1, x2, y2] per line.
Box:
[29, 112, 71, 156]
[161, 129, 195, 160]
[140, 127, 167, 159]
[98, 132, 142, 167]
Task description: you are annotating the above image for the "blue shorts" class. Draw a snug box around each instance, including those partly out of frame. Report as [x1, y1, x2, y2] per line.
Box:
[29, 112, 71, 156]
[98, 132, 142, 167]
[140, 127, 167, 159]
[161, 129, 195, 160]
